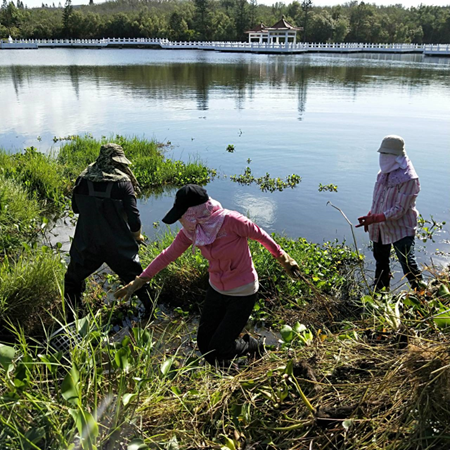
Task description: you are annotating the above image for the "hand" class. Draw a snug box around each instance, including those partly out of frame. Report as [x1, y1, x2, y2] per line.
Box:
[357, 212, 371, 232]
[276, 251, 301, 278]
[132, 229, 146, 244]
[356, 213, 385, 230]
[114, 276, 147, 302]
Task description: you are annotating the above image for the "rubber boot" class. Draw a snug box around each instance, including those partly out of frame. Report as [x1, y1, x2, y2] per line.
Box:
[243, 334, 266, 359]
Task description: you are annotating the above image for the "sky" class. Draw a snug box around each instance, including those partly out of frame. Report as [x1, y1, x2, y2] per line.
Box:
[22, 0, 450, 11]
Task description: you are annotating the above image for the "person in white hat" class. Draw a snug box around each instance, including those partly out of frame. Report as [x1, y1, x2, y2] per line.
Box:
[356, 135, 423, 291]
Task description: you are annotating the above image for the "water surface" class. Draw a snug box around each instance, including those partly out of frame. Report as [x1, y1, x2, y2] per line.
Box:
[1, 49, 449, 282]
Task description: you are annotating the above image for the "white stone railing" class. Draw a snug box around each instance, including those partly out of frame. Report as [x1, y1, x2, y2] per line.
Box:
[1, 38, 449, 55]
[423, 44, 450, 54]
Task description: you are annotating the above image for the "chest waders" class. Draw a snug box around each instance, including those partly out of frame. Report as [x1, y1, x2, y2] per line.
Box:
[64, 181, 152, 319]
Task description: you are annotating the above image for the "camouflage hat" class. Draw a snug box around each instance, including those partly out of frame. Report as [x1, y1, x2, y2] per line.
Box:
[99, 143, 132, 166]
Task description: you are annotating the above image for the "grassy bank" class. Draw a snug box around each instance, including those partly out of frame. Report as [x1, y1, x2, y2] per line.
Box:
[0, 135, 214, 213]
[1, 136, 450, 449]
[1, 220, 449, 449]
[0, 268, 449, 449]
[57, 135, 215, 192]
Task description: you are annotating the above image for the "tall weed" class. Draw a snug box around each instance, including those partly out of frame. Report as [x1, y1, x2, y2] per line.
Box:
[0, 174, 42, 254]
[0, 247, 66, 336]
[0, 147, 69, 210]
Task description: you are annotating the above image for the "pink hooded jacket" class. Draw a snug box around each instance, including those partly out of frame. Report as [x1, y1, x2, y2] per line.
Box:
[140, 210, 283, 291]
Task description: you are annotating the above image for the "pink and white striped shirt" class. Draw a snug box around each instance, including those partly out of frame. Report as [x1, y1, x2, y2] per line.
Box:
[369, 163, 420, 245]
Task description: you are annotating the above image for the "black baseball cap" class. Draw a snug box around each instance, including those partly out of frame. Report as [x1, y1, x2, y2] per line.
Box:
[162, 184, 209, 224]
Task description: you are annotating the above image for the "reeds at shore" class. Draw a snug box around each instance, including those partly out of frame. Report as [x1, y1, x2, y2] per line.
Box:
[0, 136, 449, 449]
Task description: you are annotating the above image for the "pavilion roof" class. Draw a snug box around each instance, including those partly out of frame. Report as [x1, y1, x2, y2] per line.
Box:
[267, 17, 303, 31]
[244, 23, 267, 34]
[245, 18, 303, 34]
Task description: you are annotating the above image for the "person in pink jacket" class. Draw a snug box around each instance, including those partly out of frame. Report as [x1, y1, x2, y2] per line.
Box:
[115, 184, 300, 364]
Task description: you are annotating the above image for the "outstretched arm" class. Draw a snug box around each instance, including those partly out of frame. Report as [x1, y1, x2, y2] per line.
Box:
[231, 213, 300, 278]
[114, 230, 191, 301]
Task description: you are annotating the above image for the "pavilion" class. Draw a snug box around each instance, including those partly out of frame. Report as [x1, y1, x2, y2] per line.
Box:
[245, 17, 303, 44]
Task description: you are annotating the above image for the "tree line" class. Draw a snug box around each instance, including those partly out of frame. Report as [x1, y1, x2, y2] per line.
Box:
[1, 0, 449, 44]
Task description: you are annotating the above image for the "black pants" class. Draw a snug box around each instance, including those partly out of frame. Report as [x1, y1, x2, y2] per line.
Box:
[64, 251, 152, 318]
[373, 235, 422, 290]
[197, 285, 257, 364]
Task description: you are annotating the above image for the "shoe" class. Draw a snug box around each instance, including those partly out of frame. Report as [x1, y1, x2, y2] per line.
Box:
[243, 333, 266, 359]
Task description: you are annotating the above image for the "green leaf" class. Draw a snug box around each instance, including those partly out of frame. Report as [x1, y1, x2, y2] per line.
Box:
[115, 347, 131, 372]
[293, 323, 307, 334]
[438, 284, 450, 299]
[171, 386, 182, 396]
[24, 427, 46, 448]
[122, 393, 137, 407]
[127, 438, 148, 450]
[285, 359, 294, 376]
[240, 379, 255, 389]
[343, 419, 353, 431]
[210, 390, 221, 405]
[61, 366, 79, 404]
[132, 327, 152, 347]
[280, 325, 293, 343]
[433, 308, 450, 328]
[69, 408, 99, 446]
[160, 357, 174, 377]
[121, 335, 131, 347]
[0, 344, 15, 370]
[221, 435, 236, 450]
[76, 316, 89, 338]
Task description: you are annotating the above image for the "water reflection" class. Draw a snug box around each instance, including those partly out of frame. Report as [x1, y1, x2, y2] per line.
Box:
[2, 53, 449, 122]
[234, 193, 277, 229]
[0, 50, 449, 273]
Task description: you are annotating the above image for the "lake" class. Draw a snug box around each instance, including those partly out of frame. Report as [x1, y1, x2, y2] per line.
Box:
[1, 48, 449, 284]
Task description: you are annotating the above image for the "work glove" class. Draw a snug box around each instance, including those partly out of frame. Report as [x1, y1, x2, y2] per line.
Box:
[132, 229, 145, 244]
[356, 213, 385, 231]
[276, 251, 301, 278]
[114, 276, 147, 302]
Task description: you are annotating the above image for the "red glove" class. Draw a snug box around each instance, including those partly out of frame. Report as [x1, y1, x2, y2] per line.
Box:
[356, 213, 385, 230]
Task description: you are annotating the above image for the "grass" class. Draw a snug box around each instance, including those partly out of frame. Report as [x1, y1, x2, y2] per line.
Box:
[57, 134, 215, 190]
[0, 146, 70, 211]
[0, 270, 449, 449]
[0, 134, 215, 216]
[0, 174, 43, 256]
[0, 247, 66, 337]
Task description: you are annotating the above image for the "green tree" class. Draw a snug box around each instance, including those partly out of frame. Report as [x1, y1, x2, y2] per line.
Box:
[288, 1, 301, 23]
[234, 0, 249, 41]
[301, 0, 312, 42]
[2, 1, 23, 37]
[347, 1, 374, 42]
[309, 10, 334, 42]
[62, 0, 73, 37]
[333, 17, 349, 42]
[194, 0, 212, 40]
[248, 0, 257, 28]
[169, 11, 189, 41]
[211, 10, 234, 40]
